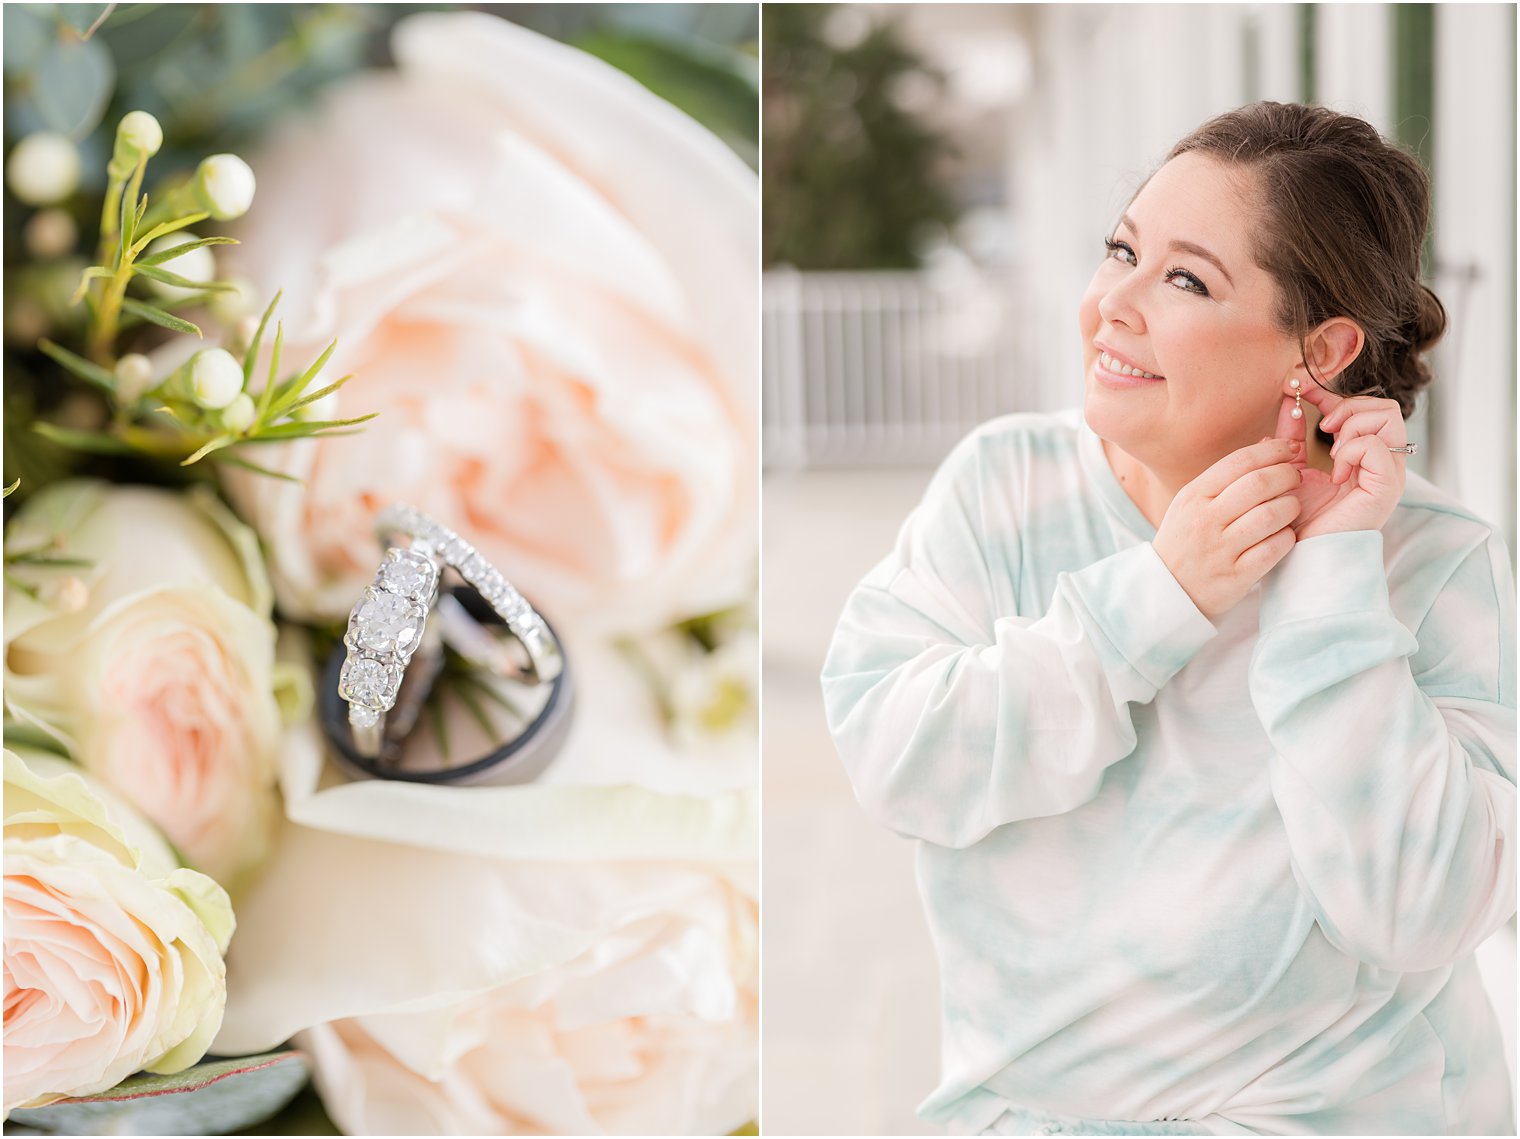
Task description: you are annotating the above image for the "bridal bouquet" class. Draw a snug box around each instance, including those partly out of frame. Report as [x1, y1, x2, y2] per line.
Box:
[3, 6, 758, 1134]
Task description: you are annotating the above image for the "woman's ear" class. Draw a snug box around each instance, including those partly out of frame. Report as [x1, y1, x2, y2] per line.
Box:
[1303, 317, 1365, 384]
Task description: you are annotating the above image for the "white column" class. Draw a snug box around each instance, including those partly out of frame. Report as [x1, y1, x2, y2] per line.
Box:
[1429, 4, 1516, 549]
[1252, 2, 1302, 103]
[1315, 5, 1394, 130]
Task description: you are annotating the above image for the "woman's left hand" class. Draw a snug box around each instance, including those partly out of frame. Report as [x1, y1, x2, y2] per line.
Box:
[1276, 382, 1408, 540]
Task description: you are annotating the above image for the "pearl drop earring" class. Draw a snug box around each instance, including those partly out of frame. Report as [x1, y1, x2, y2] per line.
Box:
[1290, 378, 1303, 420]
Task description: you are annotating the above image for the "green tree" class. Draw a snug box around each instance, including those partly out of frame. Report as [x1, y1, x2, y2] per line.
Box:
[763, 4, 959, 269]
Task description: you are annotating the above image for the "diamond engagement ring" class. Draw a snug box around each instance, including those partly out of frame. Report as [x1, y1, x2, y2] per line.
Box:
[338, 506, 563, 759]
[1388, 443, 1418, 455]
[338, 546, 444, 758]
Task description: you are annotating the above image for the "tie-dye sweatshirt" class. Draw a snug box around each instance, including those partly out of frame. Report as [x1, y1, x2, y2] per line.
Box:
[821, 409, 1516, 1135]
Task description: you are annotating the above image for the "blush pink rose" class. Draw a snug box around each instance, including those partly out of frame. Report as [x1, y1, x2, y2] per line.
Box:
[4, 481, 285, 887]
[3, 750, 234, 1114]
[224, 11, 757, 635]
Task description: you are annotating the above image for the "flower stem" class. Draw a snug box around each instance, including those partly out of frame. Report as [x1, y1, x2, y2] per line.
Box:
[88, 154, 148, 366]
[98, 169, 125, 253]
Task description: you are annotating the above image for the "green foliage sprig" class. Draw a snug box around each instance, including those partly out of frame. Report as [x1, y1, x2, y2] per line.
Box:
[33, 110, 374, 481]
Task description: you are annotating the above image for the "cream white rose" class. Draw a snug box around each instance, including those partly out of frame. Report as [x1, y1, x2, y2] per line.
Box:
[215, 803, 756, 1136]
[4, 481, 285, 886]
[3, 750, 233, 1114]
[223, 10, 758, 636]
[303, 879, 757, 1136]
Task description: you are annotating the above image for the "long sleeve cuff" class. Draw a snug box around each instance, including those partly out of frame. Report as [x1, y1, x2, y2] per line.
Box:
[1260, 530, 1392, 626]
[1254, 529, 1418, 705]
[1061, 541, 1219, 696]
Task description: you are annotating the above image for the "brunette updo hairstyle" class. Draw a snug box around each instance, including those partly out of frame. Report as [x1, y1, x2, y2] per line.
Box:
[1166, 101, 1445, 417]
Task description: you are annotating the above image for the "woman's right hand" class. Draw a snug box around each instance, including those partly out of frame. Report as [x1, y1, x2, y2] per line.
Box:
[1153, 438, 1303, 620]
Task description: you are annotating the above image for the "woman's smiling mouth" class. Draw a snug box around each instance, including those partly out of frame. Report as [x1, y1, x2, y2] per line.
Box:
[1093, 344, 1166, 389]
[1097, 347, 1165, 379]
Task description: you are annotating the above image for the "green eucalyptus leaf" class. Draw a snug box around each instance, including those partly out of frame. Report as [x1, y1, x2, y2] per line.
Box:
[3, 477, 20, 497]
[231, 1084, 339, 1136]
[36, 338, 114, 391]
[3, 6, 52, 75]
[120, 298, 201, 336]
[6, 1051, 309, 1137]
[137, 236, 238, 267]
[33, 32, 114, 136]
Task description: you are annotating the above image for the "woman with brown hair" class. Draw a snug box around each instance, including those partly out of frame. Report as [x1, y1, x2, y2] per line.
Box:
[823, 102, 1514, 1135]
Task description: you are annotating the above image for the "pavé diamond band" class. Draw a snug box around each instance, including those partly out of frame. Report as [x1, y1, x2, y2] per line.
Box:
[376, 504, 563, 687]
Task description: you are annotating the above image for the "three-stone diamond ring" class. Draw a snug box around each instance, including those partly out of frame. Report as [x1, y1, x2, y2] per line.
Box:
[338, 505, 564, 759]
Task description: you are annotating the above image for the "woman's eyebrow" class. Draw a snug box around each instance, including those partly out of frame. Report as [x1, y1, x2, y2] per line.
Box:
[1118, 214, 1236, 288]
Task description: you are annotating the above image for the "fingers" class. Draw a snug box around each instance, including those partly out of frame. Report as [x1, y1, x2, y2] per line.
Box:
[1196, 438, 1299, 499]
[1328, 432, 1397, 489]
[1214, 459, 1302, 522]
[1328, 408, 1405, 459]
[1224, 493, 1302, 549]
[1234, 524, 1297, 578]
[1316, 392, 1401, 434]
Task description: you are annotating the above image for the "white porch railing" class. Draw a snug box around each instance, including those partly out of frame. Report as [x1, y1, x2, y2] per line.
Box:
[762, 268, 1034, 469]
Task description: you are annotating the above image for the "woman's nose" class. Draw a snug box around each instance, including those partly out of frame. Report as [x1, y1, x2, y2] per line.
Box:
[1096, 271, 1146, 333]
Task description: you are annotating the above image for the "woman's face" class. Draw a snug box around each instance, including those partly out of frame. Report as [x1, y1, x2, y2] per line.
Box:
[1079, 151, 1303, 476]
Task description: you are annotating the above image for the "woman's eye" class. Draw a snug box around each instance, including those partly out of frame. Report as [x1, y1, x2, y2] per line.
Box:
[1103, 238, 1136, 265]
[1165, 268, 1211, 297]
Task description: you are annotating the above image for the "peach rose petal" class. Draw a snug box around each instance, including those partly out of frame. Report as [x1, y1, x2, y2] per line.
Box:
[395, 12, 757, 392]
[4, 753, 233, 1114]
[63, 588, 282, 888]
[224, 11, 757, 635]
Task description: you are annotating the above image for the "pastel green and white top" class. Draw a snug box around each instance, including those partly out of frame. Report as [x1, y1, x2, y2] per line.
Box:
[822, 409, 1516, 1136]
